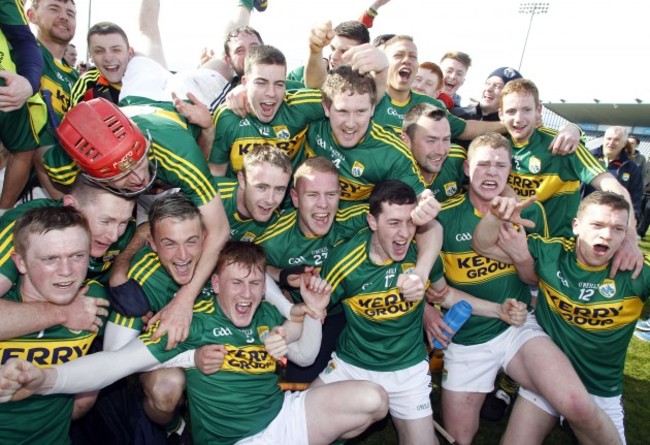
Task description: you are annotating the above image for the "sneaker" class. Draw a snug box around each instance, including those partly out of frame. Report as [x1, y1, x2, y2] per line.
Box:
[636, 319, 650, 331]
[634, 330, 650, 342]
[253, 0, 268, 11]
[480, 388, 512, 421]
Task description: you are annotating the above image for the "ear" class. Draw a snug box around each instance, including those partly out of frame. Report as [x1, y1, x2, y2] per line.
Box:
[241, 74, 248, 86]
[401, 131, 412, 147]
[211, 273, 220, 294]
[147, 233, 157, 252]
[128, 47, 135, 60]
[62, 194, 77, 208]
[536, 103, 543, 115]
[498, 107, 504, 123]
[463, 159, 470, 177]
[572, 218, 579, 236]
[366, 213, 378, 232]
[237, 170, 246, 189]
[26, 8, 37, 25]
[11, 252, 27, 275]
[290, 187, 299, 209]
[322, 100, 330, 118]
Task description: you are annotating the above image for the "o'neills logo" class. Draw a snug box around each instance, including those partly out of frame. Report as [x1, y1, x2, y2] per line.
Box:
[114, 150, 137, 172]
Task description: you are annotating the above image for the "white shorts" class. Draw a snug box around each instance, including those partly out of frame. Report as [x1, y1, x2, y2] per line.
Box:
[318, 352, 432, 420]
[235, 390, 309, 445]
[442, 312, 547, 392]
[519, 388, 626, 445]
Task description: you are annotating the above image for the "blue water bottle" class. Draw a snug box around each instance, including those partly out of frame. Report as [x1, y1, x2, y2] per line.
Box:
[433, 300, 473, 349]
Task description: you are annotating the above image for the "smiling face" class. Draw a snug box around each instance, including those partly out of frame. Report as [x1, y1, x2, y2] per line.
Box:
[237, 163, 290, 222]
[292, 170, 340, 237]
[14, 226, 89, 305]
[150, 216, 205, 286]
[499, 91, 541, 144]
[29, 0, 77, 47]
[213, 262, 265, 327]
[243, 63, 286, 123]
[368, 202, 417, 263]
[412, 68, 441, 98]
[385, 39, 418, 94]
[480, 76, 506, 114]
[466, 144, 511, 206]
[69, 193, 134, 258]
[440, 58, 467, 96]
[403, 115, 451, 182]
[573, 204, 627, 268]
[89, 32, 133, 85]
[324, 91, 374, 148]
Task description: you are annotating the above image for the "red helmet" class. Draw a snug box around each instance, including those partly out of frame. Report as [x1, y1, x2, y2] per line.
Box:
[57, 98, 148, 180]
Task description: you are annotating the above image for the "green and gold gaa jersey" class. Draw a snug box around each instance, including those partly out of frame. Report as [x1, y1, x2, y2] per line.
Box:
[210, 89, 324, 178]
[0, 279, 107, 445]
[256, 204, 368, 303]
[507, 128, 605, 237]
[216, 177, 280, 242]
[0, 198, 136, 285]
[321, 229, 426, 371]
[37, 43, 78, 147]
[528, 235, 649, 397]
[109, 246, 215, 331]
[372, 92, 467, 136]
[431, 194, 548, 345]
[143, 301, 286, 444]
[426, 144, 467, 203]
[305, 120, 426, 203]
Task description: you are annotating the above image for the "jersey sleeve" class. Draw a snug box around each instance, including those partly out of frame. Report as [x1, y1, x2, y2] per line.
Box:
[568, 142, 607, 184]
[210, 105, 236, 165]
[43, 144, 79, 186]
[154, 138, 219, 207]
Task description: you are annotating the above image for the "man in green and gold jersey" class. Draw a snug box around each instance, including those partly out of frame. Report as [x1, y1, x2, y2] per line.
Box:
[401, 102, 466, 204]
[473, 190, 643, 445]
[209, 45, 325, 178]
[0, 206, 109, 443]
[312, 180, 442, 445]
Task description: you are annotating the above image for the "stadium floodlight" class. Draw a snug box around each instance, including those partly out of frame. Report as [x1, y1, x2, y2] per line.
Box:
[518, 2, 550, 71]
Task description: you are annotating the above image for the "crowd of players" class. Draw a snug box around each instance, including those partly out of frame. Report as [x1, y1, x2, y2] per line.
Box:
[0, 1, 648, 444]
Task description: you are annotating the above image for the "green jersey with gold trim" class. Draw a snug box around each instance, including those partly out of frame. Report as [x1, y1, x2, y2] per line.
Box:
[426, 144, 467, 203]
[142, 301, 285, 444]
[43, 99, 219, 208]
[431, 194, 548, 345]
[305, 120, 426, 203]
[0, 198, 135, 284]
[507, 127, 606, 237]
[215, 177, 280, 242]
[373, 92, 467, 137]
[321, 229, 425, 371]
[37, 42, 78, 147]
[256, 204, 368, 303]
[109, 246, 215, 331]
[0, 279, 107, 445]
[210, 89, 324, 178]
[528, 235, 649, 397]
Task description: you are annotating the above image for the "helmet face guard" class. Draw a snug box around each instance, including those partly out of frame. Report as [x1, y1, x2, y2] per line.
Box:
[57, 98, 153, 192]
[82, 141, 159, 198]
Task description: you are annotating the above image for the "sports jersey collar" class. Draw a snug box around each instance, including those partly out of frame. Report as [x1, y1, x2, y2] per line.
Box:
[575, 257, 608, 272]
[511, 127, 542, 149]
